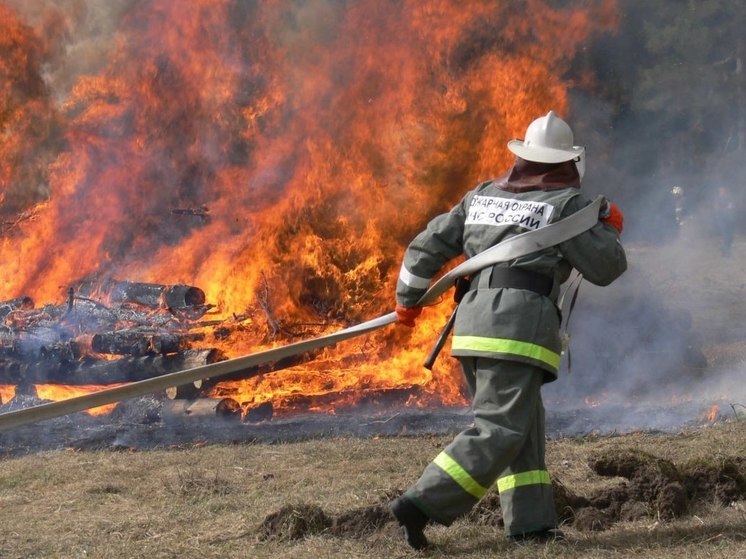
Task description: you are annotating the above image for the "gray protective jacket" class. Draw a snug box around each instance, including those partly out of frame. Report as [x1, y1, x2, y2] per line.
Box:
[396, 174, 627, 380]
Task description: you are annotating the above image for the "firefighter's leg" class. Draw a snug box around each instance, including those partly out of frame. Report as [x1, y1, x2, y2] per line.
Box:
[496, 383, 558, 537]
[389, 357, 479, 549]
[401, 358, 544, 526]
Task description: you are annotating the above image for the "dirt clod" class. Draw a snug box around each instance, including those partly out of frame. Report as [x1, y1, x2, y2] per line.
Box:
[619, 500, 649, 522]
[656, 482, 688, 519]
[573, 507, 612, 531]
[257, 503, 331, 541]
[330, 504, 392, 537]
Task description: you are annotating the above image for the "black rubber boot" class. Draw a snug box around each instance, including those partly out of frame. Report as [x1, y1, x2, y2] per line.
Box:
[389, 495, 429, 550]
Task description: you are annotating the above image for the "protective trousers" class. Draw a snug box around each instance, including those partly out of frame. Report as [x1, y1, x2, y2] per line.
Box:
[404, 358, 556, 536]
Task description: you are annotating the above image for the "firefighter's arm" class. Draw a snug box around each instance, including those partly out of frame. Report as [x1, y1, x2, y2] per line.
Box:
[559, 196, 627, 286]
[395, 201, 466, 319]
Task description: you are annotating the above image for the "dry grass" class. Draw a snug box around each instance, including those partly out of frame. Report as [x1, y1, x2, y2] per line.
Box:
[1, 420, 745, 558]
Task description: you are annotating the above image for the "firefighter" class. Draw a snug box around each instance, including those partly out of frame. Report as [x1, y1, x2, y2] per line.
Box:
[390, 111, 627, 549]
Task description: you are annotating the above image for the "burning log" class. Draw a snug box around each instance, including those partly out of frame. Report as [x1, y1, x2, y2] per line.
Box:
[161, 397, 241, 421]
[0, 348, 222, 385]
[150, 333, 206, 353]
[0, 276, 230, 394]
[105, 280, 206, 309]
[1, 326, 80, 362]
[91, 332, 150, 357]
[38, 341, 84, 362]
[164, 351, 319, 401]
[202, 350, 321, 387]
[70, 279, 213, 319]
[91, 331, 205, 356]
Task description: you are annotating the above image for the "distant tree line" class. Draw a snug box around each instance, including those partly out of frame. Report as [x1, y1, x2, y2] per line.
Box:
[568, 0, 744, 241]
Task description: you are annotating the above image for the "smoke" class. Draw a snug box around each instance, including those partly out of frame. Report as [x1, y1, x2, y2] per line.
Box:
[543, 1, 746, 411]
[2, 0, 133, 98]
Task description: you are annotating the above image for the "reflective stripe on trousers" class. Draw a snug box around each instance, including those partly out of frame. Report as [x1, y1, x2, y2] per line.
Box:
[497, 469, 551, 493]
[433, 451, 488, 499]
[434, 452, 551, 497]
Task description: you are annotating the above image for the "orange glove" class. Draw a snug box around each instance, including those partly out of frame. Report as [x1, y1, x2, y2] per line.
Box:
[395, 305, 422, 327]
[600, 202, 624, 234]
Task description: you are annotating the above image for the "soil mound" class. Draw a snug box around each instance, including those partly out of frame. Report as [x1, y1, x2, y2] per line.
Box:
[257, 503, 331, 541]
[258, 497, 396, 541]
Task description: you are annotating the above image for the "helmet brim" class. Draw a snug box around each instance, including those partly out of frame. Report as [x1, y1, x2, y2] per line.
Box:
[507, 140, 584, 164]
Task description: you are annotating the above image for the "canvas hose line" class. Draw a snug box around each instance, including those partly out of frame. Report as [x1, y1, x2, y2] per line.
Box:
[0, 197, 603, 432]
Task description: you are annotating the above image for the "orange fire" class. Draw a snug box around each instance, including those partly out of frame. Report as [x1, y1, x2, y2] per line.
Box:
[0, 1, 617, 413]
[705, 403, 719, 423]
[34, 385, 120, 416]
[0, 385, 15, 405]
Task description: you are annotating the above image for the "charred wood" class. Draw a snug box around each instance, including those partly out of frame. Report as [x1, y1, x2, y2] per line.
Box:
[150, 333, 205, 354]
[8, 325, 71, 361]
[3, 305, 60, 330]
[104, 280, 206, 309]
[13, 298, 192, 334]
[108, 396, 161, 424]
[91, 331, 205, 357]
[0, 330, 17, 357]
[91, 331, 149, 357]
[39, 341, 84, 363]
[0, 348, 222, 385]
[244, 401, 273, 423]
[0, 296, 34, 319]
[200, 349, 321, 388]
[0, 277, 228, 389]
[0, 360, 20, 381]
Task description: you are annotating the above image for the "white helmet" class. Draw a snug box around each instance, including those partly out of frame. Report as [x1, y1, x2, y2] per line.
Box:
[508, 111, 585, 178]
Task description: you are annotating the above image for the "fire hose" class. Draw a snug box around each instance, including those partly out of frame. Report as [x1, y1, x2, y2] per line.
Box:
[0, 197, 603, 432]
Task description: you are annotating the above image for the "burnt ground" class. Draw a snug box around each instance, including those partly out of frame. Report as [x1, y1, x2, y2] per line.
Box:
[0, 393, 734, 456]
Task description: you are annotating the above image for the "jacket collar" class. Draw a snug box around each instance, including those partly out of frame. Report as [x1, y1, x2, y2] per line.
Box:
[493, 157, 581, 193]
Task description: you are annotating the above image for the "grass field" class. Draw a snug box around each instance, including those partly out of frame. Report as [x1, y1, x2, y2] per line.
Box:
[0, 419, 744, 558]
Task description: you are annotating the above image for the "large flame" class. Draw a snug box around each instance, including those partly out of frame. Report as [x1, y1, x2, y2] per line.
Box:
[0, 1, 617, 413]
